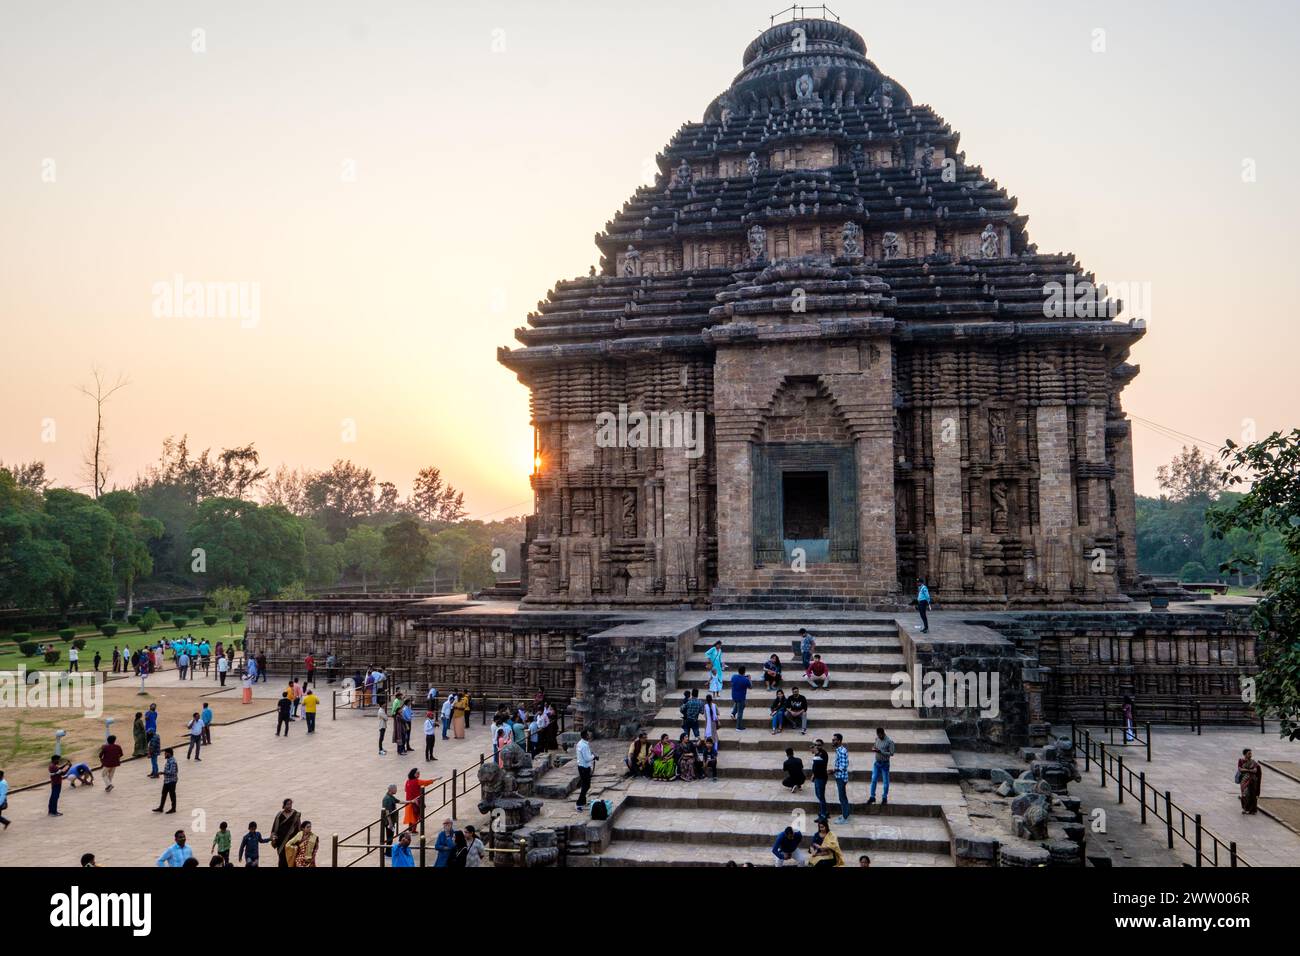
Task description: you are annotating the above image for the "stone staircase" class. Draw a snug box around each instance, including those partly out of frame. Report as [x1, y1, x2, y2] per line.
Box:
[710, 565, 899, 610]
[589, 615, 967, 866]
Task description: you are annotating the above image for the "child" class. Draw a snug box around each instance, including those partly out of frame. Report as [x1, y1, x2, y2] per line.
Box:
[238, 821, 271, 867]
[701, 736, 719, 782]
[212, 820, 232, 865]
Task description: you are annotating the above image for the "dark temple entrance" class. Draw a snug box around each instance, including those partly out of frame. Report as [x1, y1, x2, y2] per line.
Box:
[752, 444, 858, 565]
[782, 471, 829, 539]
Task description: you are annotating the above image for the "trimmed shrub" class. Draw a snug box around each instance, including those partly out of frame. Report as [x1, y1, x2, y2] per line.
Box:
[173, 616, 188, 629]
[138, 609, 160, 633]
[203, 615, 218, 626]
[91, 613, 109, 627]
[11, 631, 33, 643]
[186, 608, 201, 619]
[43, 649, 60, 664]
[58, 628, 77, 642]
[73, 638, 87, 650]
[127, 614, 141, 626]
[99, 624, 118, 638]
[159, 611, 173, 622]
[18, 642, 38, 658]
[230, 612, 244, 624]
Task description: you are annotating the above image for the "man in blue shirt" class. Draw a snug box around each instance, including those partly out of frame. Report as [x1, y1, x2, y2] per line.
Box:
[772, 826, 806, 866]
[433, 818, 456, 867]
[200, 703, 214, 745]
[157, 830, 193, 867]
[915, 578, 931, 633]
[391, 831, 415, 867]
[730, 665, 752, 731]
[144, 703, 158, 737]
[0, 769, 10, 829]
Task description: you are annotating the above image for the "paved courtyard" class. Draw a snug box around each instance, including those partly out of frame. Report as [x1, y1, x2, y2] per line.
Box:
[1071, 724, 1300, 867]
[0, 671, 511, 866]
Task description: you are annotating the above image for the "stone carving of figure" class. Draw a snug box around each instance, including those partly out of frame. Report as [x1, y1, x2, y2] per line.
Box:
[980, 223, 999, 258]
[990, 481, 1009, 533]
[989, 408, 1007, 454]
[795, 73, 815, 99]
[621, 489, 637, 538]
[674, 158, 692, 189]
[879, 80, 894, 110]
[921, 144, 935, 170]
[747, 224, 767, 261]
[746, 151, 761, 177]
[849, 143, 866, 172]
[623, 245, 641, 276]
[882, 231, 901, 260]
[842, 220, 863, 258]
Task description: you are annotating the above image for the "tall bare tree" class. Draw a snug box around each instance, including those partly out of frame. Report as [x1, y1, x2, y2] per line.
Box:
[77, 369, 129, 498]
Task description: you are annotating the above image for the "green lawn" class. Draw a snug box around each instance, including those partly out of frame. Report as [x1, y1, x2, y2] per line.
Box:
[0, 619, 248, 672]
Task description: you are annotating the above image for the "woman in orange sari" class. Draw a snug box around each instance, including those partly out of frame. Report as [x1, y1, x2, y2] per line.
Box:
[404, 768, 436, 828]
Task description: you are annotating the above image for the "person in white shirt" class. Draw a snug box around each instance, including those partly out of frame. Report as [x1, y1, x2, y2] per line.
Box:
[440, 693, 455, 740]
[464, 825, 486, 867]
[575, 729, 597, 809]
[68, 646, 80, 672]
[377, 708, 389, 756]
[424, 711, 437, 761]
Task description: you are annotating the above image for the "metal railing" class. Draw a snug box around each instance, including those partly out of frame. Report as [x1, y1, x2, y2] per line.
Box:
[330, 711, 571, 868]
[1071, 725, 1251, 867]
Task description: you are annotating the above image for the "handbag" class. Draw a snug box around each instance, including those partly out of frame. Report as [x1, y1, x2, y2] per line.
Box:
[1234, 770, 1242, 784]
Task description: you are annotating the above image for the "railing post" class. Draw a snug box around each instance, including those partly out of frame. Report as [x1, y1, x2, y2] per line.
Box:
[451, 768, 458, 820]
[1138, 772, 1147, 823]
[379, 833, 386, 868]
[1196, 700, 1202, 735]
[1165, 792, 1174, 849]
[331, 833, 338, 867]
[1230, 841, 1238, 868]
[1194, 814, 1203, 867]
[419, 835, 427, 867]
[1083, 730, 1091, 772]
[1145, 722, 1152, 762]
[1117, 755, 1124, 804]
[332, 689, 336, 721]
[1099, 743, 1106, 786]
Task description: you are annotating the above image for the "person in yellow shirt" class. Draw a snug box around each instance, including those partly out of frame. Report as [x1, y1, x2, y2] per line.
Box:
[809, 818, 845, 867]
[302, 688, 320, 734]
[452, 692, 470, 739]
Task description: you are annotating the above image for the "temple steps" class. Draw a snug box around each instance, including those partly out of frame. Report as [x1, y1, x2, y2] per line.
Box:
[713, 751, 959, 784]
[649, 709, 944, 730]
[624, 779, 962, 816]
[610, 806, 953, 855]
[678, 671, 901, 689]
[590, 615, 964, 867]
[575, 843, 953, 868]
[691, 637, 899, 653]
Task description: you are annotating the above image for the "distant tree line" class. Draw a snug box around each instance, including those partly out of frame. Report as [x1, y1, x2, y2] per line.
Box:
[1136, 446, 1285, 584]
[0, 436, 524, 623]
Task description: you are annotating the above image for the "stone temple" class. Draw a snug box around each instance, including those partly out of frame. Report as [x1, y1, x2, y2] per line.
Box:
[498, 15, 1144, 612]
[247, 17, 1258, 857]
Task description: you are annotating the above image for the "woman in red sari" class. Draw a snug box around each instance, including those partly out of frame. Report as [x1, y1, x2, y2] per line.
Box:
[1237, 748, 1262, 814]
[404, 768, 436, 828]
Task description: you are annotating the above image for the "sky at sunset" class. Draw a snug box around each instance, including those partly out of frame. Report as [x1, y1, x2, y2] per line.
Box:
[2, 0, 1298, 517]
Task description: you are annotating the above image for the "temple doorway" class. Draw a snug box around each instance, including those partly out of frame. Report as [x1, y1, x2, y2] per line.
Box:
[782, 470, 830, 562]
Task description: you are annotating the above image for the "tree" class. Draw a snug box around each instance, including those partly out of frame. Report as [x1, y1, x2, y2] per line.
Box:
[342, 525, 385, 592]
[77, 369, 129, 498]
[0, 468, 74, 610]
[1208, 429, 1300, 740]
[208, 585, 251, 615]
[304, 521, 343, 590]
[410, 466, 467, 523]
[43, 488, 117, 614]
[1156, 446, 1224, 503]
[187, 497, 307, 598]
[0, 460, 51, 491]
[381, 518, 430, 589]
[261, 466, 310, 515]
[217, 445, 268, 499]
[304, 460, 378, 541]
[100, 490, 163, 617]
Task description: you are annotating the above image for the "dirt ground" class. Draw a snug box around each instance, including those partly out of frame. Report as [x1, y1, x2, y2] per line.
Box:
[1, 675, 276, 788]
